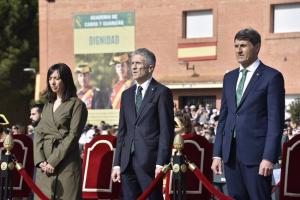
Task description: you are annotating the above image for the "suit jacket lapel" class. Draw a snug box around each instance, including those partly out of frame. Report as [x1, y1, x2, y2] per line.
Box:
[136, 79, 157, 121]
[229, 69, 239, 111]
[237, 63, 264, 109]
[127, 85, 137, 119]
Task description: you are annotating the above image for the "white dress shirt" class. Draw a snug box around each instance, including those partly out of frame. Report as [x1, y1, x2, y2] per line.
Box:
[236, 59, 260, 94]
[135, 77, 152, 100]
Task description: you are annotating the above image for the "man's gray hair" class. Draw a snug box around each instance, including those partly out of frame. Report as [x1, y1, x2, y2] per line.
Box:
[132, 48, 156, 66]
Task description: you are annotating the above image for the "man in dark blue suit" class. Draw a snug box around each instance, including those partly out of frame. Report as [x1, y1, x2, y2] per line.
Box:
[211, 28, 285, 200]
[111, 48, 174, 199]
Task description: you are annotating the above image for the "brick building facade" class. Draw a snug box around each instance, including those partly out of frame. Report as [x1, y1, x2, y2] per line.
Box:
[38, 0, 300, 109]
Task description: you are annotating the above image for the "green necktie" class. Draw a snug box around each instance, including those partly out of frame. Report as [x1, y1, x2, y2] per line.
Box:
[236, 69, 248, 105]
[135, 86, 143, 112]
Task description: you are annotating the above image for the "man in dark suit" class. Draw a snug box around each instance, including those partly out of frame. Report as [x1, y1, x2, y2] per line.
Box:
[111, 48, 174, 199]
[211, 28, 285, 200]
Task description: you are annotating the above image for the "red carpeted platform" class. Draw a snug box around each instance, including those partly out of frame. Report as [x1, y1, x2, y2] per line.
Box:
[280, 134, 300, 200]
[81, 135, 121, 199]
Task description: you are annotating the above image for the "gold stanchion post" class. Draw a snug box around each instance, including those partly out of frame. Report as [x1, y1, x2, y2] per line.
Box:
[0, 132, 15, 199]
[171, 134, 187, 200]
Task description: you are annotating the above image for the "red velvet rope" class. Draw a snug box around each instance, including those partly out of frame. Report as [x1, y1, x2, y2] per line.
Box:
[191, 167, 234, 200]
[137, 170, 165, 200]
[17, 168, 50, 200]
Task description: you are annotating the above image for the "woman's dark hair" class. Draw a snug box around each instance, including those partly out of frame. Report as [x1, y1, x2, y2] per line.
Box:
[46, 63, 77, 102]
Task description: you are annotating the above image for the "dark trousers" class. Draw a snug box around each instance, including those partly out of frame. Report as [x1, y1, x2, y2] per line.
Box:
[121, 154, 163, 200]
[224, 139, 272, 200]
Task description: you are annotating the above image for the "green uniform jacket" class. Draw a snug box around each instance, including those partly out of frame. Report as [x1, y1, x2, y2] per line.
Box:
[34, 97, 87, 200]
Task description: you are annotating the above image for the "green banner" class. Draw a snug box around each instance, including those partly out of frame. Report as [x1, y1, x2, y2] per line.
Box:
[74, 12, 135, 29]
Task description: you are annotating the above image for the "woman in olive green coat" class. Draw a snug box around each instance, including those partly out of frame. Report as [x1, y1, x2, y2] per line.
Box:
[34, 63, 87, 200]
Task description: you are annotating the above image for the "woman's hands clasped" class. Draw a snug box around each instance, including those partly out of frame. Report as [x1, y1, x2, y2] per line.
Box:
[39, 161, 55, 174]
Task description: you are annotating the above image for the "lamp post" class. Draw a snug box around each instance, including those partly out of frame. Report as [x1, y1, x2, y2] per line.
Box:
[23, 68, 36, 74]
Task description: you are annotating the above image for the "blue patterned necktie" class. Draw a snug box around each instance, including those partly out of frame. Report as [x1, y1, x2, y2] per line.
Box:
[135, 86, 143, 112]
[236, 69, 248, 105]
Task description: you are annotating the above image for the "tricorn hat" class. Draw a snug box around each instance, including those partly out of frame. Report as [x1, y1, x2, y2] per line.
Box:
[75, 63, 92, 73]
[0, 114, 9, 125]
[109, 53, 129, 66]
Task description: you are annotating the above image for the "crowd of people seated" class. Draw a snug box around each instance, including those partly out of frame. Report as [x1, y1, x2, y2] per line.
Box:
[0, 103, 300, 200]
[2, 104, 299, 157]
[174, 104, 219, 143]
[2, 104, 299, 153]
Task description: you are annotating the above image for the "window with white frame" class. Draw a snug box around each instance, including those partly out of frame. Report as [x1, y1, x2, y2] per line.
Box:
[185, 10, 213, 38]
[273, 3, 300, 33]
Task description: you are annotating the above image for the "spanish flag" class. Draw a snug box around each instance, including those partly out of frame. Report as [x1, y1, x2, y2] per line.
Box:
[178, 42, 217, 61]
